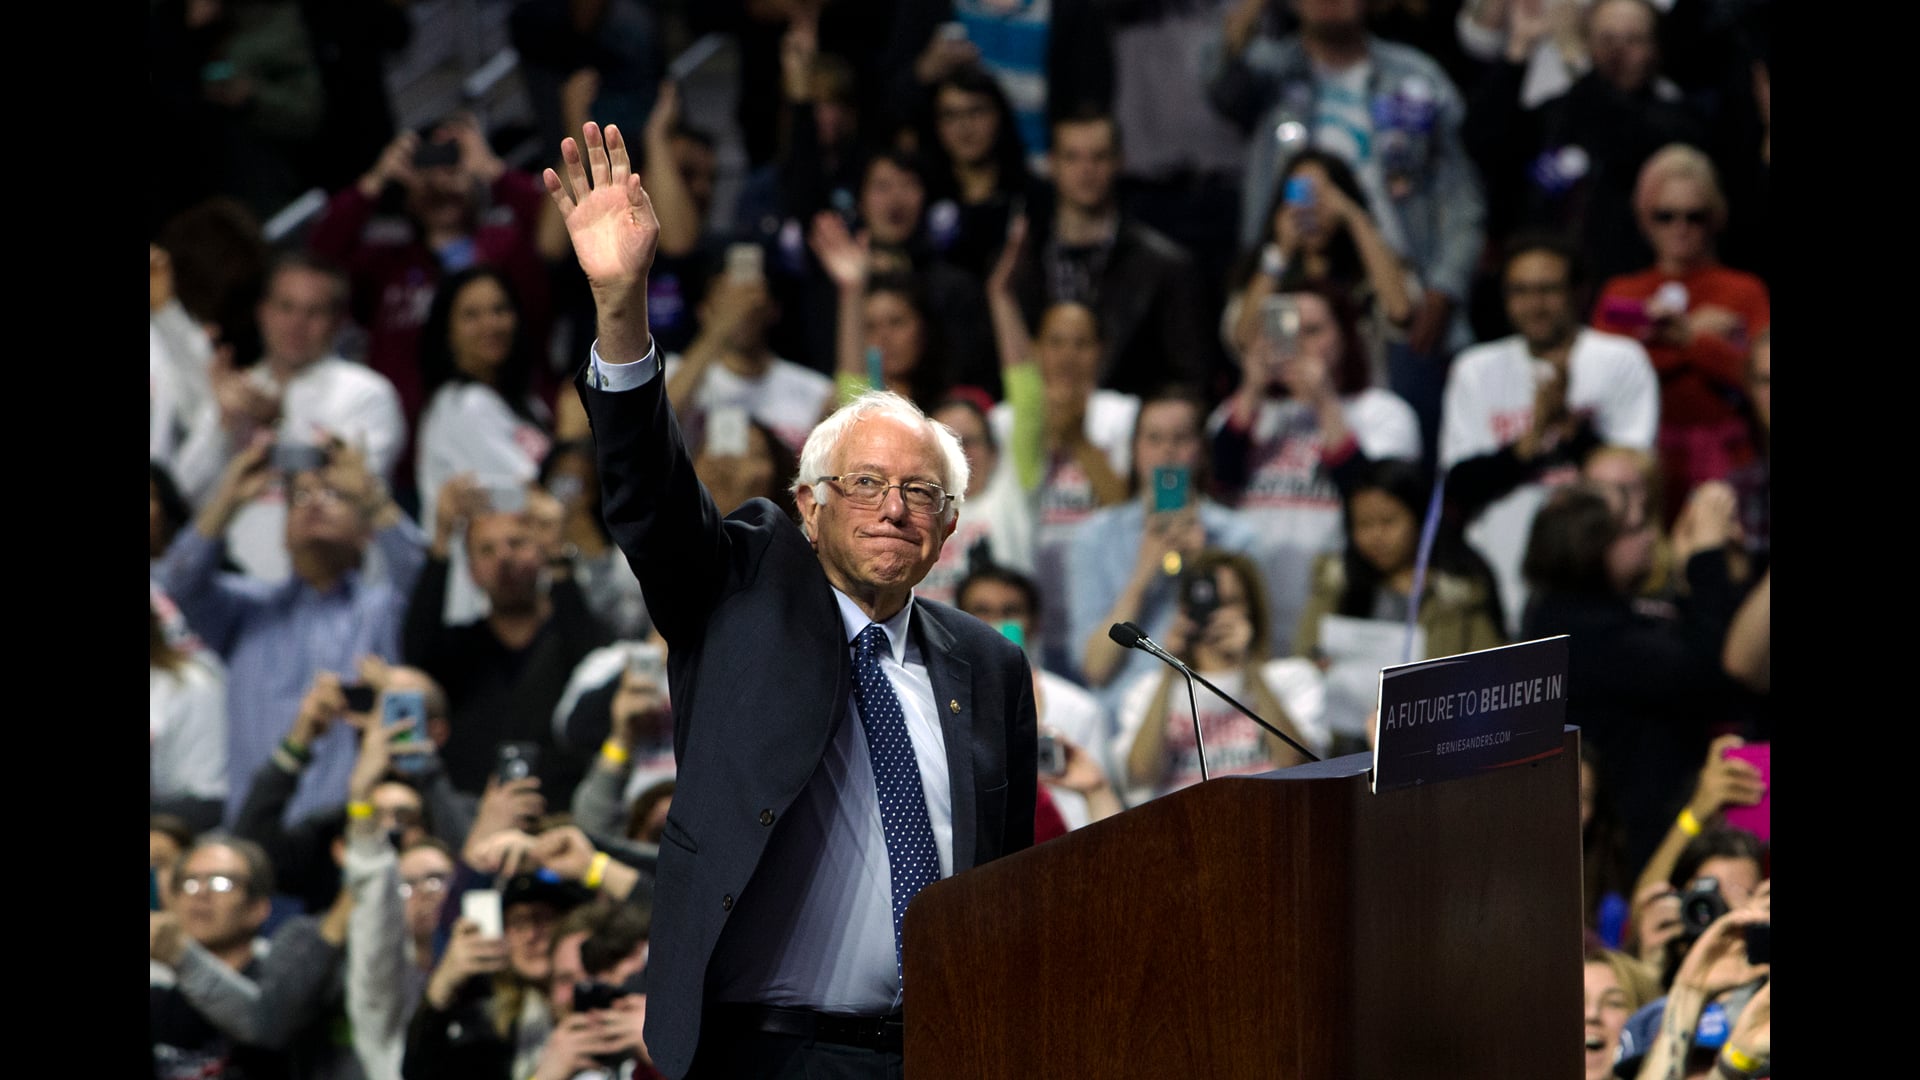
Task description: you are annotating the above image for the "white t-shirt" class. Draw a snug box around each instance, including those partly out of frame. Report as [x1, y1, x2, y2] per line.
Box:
[1207, 388, 1422, 656]
[917, 453, 1037, 607]
[417, 381, 554, 625]
[151, 658, 229, 802]
[989, 389, 1138, 665]
[1110, 658, 1329, 806]
[1439, 329, 1659, 631]
[663, 353, 835, 455]
[219, 357, 408, 583]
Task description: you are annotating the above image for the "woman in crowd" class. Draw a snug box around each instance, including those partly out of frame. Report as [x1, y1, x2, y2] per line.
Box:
[1111, 550, 1327, 804]
[535, 439, 648, 641]
[810, 212, 954, 409]
[1225, 150, 1417, 388]
[918, 65, 1037, 282]
[920, 391, 1036, 606]
[1591, 145, 1769, 522]
[692, 413, 800, 522]
[1583, 941, 1660, 1080]
[1210, 284, 1423, 657]
[150, 600, 228, 833]
[1519, 480, 1745, 870]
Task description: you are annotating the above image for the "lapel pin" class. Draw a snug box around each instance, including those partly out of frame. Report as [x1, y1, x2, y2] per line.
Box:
[949, 699, 961, 714]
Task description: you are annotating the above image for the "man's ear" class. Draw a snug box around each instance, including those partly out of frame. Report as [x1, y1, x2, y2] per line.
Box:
[942, 511, 958, 541]
[795, 484, 819, 544]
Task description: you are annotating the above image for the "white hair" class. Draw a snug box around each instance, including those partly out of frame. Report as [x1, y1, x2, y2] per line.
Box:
[790, 390, 970, 527]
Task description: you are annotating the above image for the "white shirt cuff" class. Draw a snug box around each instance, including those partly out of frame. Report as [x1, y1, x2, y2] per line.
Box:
[586, 338, 661, 391]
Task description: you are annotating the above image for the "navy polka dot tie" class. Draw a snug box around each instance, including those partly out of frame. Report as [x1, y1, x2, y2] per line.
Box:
[851, 623, 941, 986]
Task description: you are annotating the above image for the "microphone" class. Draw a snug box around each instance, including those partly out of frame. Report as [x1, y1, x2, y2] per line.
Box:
[1108, 621, 1323, 767]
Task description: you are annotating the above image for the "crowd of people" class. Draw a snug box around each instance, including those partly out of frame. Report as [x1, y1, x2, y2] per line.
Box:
[150, 2, 1772, 1078]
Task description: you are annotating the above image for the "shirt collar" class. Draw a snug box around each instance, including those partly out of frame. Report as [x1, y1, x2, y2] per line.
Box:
[833, 588, 915, 666]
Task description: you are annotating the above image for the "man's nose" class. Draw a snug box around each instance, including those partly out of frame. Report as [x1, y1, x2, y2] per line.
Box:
[878, 485, 909, 520]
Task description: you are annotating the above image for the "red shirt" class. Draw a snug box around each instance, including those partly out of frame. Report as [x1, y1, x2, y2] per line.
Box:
[1591, 263, 1769, 428]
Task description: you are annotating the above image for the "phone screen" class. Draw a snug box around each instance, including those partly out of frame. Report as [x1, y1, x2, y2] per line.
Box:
[1152, 465, 1191, 514]
[626, 643, 667, 686]
[462, 889, 504, 939]
[707, 408, 751, 458]
[1260, 295, 1303, 361]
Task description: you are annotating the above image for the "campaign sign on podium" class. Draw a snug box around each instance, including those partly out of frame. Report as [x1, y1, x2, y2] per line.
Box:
[1371, 636, 1570, 794]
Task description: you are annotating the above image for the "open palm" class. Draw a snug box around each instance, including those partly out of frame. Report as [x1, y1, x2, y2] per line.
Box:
[543, 122, 659, 291]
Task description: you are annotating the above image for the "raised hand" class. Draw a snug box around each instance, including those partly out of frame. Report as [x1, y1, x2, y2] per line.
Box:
[543, 122, 660, 297]
[1688, 735, 1766, 823]
[987, 215, 1028, 299]
[427, 918, 510, 1009]
[808, 211, 871, 293]
[644, 80, 681, 150]
[358, 129, 421, 199]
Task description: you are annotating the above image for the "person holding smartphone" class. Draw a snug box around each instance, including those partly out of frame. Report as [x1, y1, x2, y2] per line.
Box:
[1068, 387, 1261, 704]
[1208, 284, 1422, 658]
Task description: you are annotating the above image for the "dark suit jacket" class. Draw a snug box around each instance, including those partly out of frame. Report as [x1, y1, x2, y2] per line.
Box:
[576, 358, 1038, 1079]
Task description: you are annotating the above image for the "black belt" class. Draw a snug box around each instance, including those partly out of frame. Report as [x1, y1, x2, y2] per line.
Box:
[709, 1003, 905, 1053]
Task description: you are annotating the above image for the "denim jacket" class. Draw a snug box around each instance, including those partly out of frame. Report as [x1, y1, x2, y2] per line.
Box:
[1202, 33, 1487, 305]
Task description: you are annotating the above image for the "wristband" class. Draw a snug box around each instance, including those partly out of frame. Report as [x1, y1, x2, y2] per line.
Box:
[1259, 243, 1287, 280]
[1678, 807, 1704, 837]
[281, 738, 313, 765]
[584, 851, 611, 891]
[1718, 1045, 1765, 1078]
[599, 739, 631, 767]
[346, 801, 375, 821]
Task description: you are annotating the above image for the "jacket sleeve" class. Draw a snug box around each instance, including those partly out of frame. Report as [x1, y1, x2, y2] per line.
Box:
[174, 915, 343, 1049]
[344, 826, 411, 1080]
[575, 357, 734, 649]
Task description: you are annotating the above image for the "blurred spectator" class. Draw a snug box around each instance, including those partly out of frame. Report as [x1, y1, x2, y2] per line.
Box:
[415, 266, 556, 625]
[175, 254, 407, 584]
[405, 477, 614, 799]
[154, 462, 199, 572]
[1591, 145, 1769, 523]
[663, 266, 835, 456]
[150, 834, 352, 1080]
[1722, 569, 1768, 699]
[564, 641, 677, 844]
[919, 394, 1037, 605]
[536, 899, 660, 1080]
[1111, 550, 1327, 804]
[1210, 285, 1422, 656]
[1519, 481, 1743, 869]
[1616, 879, 1769, 1078]
[232, 662, 470, 916]
[153, 197, 273, 374]
[344, 827, 459, 1080]
[725, 0, 894, 171]
[810, 212, 955, 408]
[537, 440, 650, 641]
[1723, 329, 1768, 570]
[1291, 458, 1505, 721]
[1581, 445, 1678, 601]
[1224, 149, 1417, 390]
[984, 224, 1137, 672]
[156, 437, 427, 826]
[1581, 941, 1660, 1080]
[1204, 0, 1487, 371]
[919, 64, 1043, 282]
[148, 0, 325, 230]
[958, 565, 1120, 830]
[1580, 742, 1635, 948]
[309, 116, 552, 451]
[693, 414, 803, 522]
[154, 814, 197, 900]
[298, 0, 414, 195]
[1465, 0, 1709, 293]
[1005, 107, 1209, 398]
[735, 11, 865, 239]
[152, 245, 221, 472]
[152, 601, 231, 833]
[510, 0, 666, 153]
[1457, 0, 1609, 109]
[1441, 235, 1658, 632]
[1069, 387, 1261, 698]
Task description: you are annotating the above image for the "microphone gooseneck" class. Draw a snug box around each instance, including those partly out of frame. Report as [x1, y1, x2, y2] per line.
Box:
[1107, 621, 1323, 766]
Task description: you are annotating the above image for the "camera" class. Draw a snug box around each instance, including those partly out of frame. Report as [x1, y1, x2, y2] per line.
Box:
[1679, 876, 1729, 939]
[1180, 569, 1221, 627]
[572, 979, 633, 1014]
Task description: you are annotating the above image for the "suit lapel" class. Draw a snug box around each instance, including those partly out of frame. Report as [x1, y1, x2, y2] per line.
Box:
[914, 606, 977, 873]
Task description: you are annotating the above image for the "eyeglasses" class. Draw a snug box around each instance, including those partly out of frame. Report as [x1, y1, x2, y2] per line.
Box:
[178, 874, 250, 897]
[1650, 208, 1710, 227]
[399, 873, 449, 899]
[820, 474, 950, 516]
[289, 486, 349, 508]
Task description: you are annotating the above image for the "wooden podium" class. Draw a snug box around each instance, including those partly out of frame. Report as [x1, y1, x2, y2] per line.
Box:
[902, 727, 1583, 1078]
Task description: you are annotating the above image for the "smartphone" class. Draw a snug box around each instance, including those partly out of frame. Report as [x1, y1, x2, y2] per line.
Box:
[1743, 923, 1771, 966]
[383, 689, 432, 775]
[343, 684, 377, 713]
[272, 443, 329, 476]
[413, 139, 462, 169]
[1259, 294, 1303, 361]
[626, 642, 667, 686]
[1036, 733, 1066, 777]
[1152, 465, 1191, 514]
[1598, 296, 1651, 332]
[497, 741, 542, 784]
[481, 480, 529, 515]
[151, 867, 163, 912]
[462, 889, 504, 939]
[995, 621, 1025, 650]
[1283, 176, 1315, 208]
[725, 242, 764, 285]
[1720, 742, 1770, 842]
[707, 407, 751, 458]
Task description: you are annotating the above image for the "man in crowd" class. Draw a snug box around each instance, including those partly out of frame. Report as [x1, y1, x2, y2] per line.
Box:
[1440, 235, 1658, 631]
[157, 437, 428, 826]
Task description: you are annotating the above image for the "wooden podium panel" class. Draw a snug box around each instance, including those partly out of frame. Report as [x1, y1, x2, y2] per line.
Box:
[903, 728, 1584, 1079]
